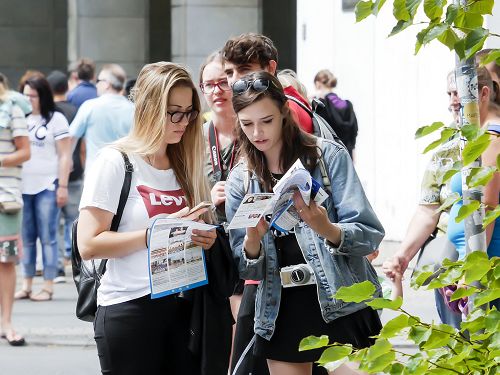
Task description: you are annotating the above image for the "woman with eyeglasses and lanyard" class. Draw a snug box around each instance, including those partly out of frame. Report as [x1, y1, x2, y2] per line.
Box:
[225, 71, 384, 375]
[15, 76, 71, 302]
[77, 62, 217, 375]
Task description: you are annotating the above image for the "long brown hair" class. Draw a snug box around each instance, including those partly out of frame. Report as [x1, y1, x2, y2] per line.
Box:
[232, 71, 318, 192]
[114, 62, 211, 214]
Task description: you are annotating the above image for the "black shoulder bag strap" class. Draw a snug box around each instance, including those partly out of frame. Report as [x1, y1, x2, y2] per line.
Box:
[208, 122, 223, 182]
[96, 151, 134, 275]
[208, 121, 237, 183]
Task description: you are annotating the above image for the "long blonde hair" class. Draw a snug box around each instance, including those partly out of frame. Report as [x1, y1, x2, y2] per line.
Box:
[114, 62, 211, 216]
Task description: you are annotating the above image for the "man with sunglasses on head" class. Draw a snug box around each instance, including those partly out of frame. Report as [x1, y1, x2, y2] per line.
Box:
[222, 33, 314, 135]
[69, 64, 134, 171]
[222, 33, 328, 375]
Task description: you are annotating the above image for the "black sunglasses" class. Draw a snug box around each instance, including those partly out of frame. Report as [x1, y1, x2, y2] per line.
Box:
[167, 110, 199, 124]
[232, 78, 271, 95]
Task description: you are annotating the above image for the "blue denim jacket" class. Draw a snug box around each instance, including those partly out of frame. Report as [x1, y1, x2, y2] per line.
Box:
[225, 139, 385, 340]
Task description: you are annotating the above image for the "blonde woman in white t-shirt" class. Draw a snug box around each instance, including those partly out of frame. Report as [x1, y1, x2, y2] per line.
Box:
[77, 62, 217, 375]
[14, 76, 71, 302]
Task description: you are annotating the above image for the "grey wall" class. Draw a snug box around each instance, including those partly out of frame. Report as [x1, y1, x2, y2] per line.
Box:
[0, 0, 67, 89]
[68, 0, 148, 80]
[171, 0, 260, 80]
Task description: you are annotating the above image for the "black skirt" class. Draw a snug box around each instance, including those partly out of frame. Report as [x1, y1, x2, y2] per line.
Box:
[254, 233, 382, 363]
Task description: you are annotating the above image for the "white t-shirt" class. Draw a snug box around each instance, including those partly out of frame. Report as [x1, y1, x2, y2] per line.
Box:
[79, 147, 188, 306]
[22, 111, 69, 194]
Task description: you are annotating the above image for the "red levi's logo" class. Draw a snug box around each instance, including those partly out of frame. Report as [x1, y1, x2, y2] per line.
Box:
[136, 185, 187, 218]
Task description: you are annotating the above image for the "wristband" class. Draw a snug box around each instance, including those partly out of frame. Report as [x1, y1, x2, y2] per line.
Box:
[145, 228, 150, 247]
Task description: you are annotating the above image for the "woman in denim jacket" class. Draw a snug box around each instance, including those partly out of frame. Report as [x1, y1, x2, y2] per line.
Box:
[225, 72, 384, 375]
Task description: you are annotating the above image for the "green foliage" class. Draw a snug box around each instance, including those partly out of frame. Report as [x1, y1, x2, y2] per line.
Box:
[366, 296, 403, 310]
[334, 280, 375, 303]
[462, 133, 491, 166]
[423, 128, 455, 154]
[484, 205, 500, 227]
[299, 335, 329, 351]
[307, 253, 499, 373]
[415, 122, 445, 138]
[455, 200, 481, 223]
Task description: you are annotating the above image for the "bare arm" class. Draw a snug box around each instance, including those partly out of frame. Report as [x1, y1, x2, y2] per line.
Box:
[383, 204, 439, 279]
[0, 136, 30, 166]
[77, 206, 147, 260]
[55, 137, 72, 207]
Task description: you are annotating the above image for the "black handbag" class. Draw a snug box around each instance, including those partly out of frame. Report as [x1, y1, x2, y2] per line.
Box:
[71, 151, 133, 322]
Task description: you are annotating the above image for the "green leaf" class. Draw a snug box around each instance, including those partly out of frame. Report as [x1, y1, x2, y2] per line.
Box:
[427, 266, 464, 288]
[464, 257, 490, 284]
[474, 288, 500, 307]
[464, 27, 489, 59]
[445, 4, 458, 24]
[454, 38, 466, 60]
[437, 168, 460, 185]
[406, 353, 429, 375]
[299, 335, 329, 351]
[449, 286, 477, 301]
[389, 363, 405, 375]
[389, 19, 413, 37]
[366, 351, 395, 373]
[374, 0, 387, 14]
[461, 124, 485, 141]
[485, 309, 500, 333]
[366, 296, 403, 310]
[454, 10, 484, 29]
[460, 315, 485, 333]
[423, 128, 455, 154]
[355, 1, 374, 22]
[424, 0, 445, 20]
[415, 122, 445, 138]
[334, 280, 376, 303]
[480, 49, 500, 65]
[464, 250, 489, 264]
[437, 27, 459, 50]
[455, 200, 480, 223]
[379, 314, 410, 338]
[348, 347, 367, 363]
[423, 23, 449, 44]
[484, 205, 500, 227]
[468, 0, 494, 15]
[406, 0, 423, 18]
[497, 153, 500, 171]
[408, 325, 431, 345]
[421, 327, 452, 349]
[316, 345, 352, 364]
[435, 192, 460, 213]
[366, 338, 392, 361]
[447, 345, 472, 364]
[463, 133, 491, 166]
[411, 266, 436, 288]
[393, 0, 410, 21]
[468, 166, 496, 188]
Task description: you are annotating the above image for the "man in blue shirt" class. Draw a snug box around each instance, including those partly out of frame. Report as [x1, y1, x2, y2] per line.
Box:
[67, 58, 97, 109]
[69, 64, 134, 171]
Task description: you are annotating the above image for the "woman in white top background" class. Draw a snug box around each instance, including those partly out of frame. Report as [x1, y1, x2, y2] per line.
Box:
[15, 76, 71, 302]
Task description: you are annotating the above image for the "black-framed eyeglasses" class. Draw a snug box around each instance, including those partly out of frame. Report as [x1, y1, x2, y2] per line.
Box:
[200, 80, 230, 94]
[167, 110, 199, 124]
[232, 78, 270, 95]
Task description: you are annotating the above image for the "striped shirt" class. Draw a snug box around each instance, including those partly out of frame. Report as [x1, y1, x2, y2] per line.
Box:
[0, 102, 29, 203]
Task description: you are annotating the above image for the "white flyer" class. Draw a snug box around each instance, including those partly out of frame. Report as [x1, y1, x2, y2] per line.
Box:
[228, 159, 329, 233]
[147, 217, 217, 298]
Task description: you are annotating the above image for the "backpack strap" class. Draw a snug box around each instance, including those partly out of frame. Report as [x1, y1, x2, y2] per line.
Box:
[316, 138, 331, 195]
[96, 151, 134, 274]
[285, 94, 313, 116]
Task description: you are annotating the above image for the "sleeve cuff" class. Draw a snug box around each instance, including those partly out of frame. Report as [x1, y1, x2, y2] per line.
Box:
[324, 225, 346, 254]
[241, 243, 264, 265]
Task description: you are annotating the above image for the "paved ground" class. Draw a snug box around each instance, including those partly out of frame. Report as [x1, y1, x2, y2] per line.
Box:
[0, 240, 438, 374]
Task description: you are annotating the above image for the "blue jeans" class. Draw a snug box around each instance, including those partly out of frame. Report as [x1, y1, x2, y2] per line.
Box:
[434, 288, 462, 329]
[58, 179, 83, 267]
[22, 188, 60, 280]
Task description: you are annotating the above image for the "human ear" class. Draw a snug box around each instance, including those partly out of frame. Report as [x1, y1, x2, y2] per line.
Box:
[267, 60, 278, 76]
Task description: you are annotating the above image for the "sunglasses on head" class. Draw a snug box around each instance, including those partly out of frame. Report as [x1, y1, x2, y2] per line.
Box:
[232, 78, 271, 95]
